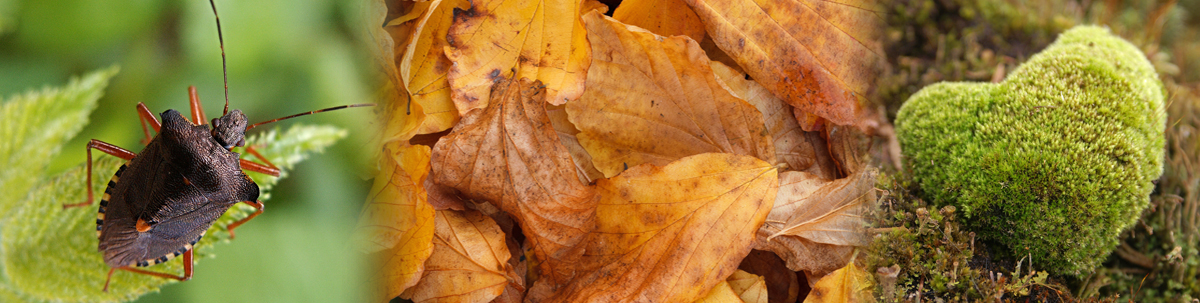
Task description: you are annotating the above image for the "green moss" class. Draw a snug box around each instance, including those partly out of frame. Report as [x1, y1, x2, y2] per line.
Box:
[895, 26, 1166, 276]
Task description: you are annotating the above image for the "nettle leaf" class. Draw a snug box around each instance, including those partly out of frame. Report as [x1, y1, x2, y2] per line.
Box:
[0, 67, 118, 216]
[0, 124, 345, 302]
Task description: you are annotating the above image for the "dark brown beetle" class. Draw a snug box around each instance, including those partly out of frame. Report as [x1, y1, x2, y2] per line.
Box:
[63, 0, 371, 291]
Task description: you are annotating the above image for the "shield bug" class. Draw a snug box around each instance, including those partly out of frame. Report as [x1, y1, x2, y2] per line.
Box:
[63, 0, 372, 291]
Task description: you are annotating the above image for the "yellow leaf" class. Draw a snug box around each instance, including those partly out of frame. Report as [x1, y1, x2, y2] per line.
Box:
[376, 0, 427, 144]
[357, 142, 435, 300]
[546, 104, 605, 184]
[684, 0, 885, 128]
[543, 153, 777, 303]
[399, 0, 469, 134]
[431, 77, 598, 283]
[710, 61, 818, 173]
[445, 0, 591, 112]
[694, 281, 745, 303]
[569, 12, 775, 178]
[807, 253, 872, 303]
[613, 0, 706, 42]
[400, 210, 516, 303]
[725, 270, 769, 303]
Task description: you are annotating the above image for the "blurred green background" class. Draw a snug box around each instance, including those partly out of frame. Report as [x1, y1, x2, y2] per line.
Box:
[0, 0, 377, 302]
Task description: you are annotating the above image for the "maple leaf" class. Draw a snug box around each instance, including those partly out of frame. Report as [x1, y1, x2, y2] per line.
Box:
[399, 210, 520, 303]
[537, 153, 776, 303]
[683, 0, 885, 128]
[431, 77, 598, 283]
[445, 0, 591, 112]
[612, 0, 706, 42]
[569, 12, 775, 178]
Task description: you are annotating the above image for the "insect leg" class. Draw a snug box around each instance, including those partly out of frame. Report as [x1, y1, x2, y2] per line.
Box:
[64, 140, 137, 209]
[226, 200, 264, 239]
[188, 86, 208, 125]
[102, 250, 193, 292]
[136, 102, 161, 145]
[237, 144, 279, 177]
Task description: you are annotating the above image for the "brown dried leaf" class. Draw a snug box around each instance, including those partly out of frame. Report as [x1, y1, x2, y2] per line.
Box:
[710, 61, 817, 172]
[755, 234, 853, 279]
[358, 142, 435, 299]
[613, 0, 706, 42]
[431, 77, 597, 283]
[546, 104, 604, 184]
[445, 0, 591, 112]
[684, 0, 885, 128]
[762, 170, 874, 246]
[399, 0, 470, 134]
[400, 210, 516, 303]
[541, 153, 777, 303]
[569, 12, 774, 178]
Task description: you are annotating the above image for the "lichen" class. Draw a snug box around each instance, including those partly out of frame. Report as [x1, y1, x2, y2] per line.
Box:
[894, 25, 1166, 276]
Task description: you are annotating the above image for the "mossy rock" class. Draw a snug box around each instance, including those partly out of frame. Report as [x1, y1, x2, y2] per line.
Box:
[895, 25, 1165, 276]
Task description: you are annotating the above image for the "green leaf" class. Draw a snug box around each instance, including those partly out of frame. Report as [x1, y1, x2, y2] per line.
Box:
[0, 124, 346, 302]
[0, 66, 118, 217]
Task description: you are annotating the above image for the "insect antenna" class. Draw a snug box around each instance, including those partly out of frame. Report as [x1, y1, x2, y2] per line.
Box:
[246, 104, 375, 130]
[208, 0, 231, 116]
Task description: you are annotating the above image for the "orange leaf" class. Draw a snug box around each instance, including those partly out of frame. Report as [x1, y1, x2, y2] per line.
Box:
[726, 270, 769, 303]
[569, 12, 775, 178]
[541, 153, 777, 303]
[357, 142, 435, 300]
[398, 0, 470, 134]
[710, 61, 818, 173]
[431, 77, 598, 283]
[684, 0, 885, 128]
[807, 253, 872, 303]
[445, 0, 591, 111]
[375, 0, 427, 144]
[400, 210, 517, 303]
[613, 0, 706, 42]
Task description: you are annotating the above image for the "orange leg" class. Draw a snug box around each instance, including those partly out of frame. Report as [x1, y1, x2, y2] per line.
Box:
[65, 140, 137, 209]
[226, 200, 264, 239]
[188, 86, 207, 126]
[136, 102, 161, 145]
[103, 250, 192, 292]
[238, 145, 280, 177]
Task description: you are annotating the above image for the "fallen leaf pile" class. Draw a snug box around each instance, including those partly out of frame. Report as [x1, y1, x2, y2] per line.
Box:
[360, 0, 884, 302]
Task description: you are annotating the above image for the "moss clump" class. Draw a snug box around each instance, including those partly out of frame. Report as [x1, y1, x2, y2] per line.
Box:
[895, 25, 1166, 276]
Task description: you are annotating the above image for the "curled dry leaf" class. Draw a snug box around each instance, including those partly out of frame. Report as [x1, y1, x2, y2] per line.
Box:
[684, 0, 885, 128]
[710, 61, 817, 173]
[431, 77, 597, 283]
[726, 270, 769, 303]
[570, 12, 774, 178]
[807, 253, 872, 303]
[399, 0, 470, 134]
[445, 0, 591, 111]
[763, 170, 875, 245]
[737, 250, 799, 303]
[541, 153, 776, 303]
[357, 142, 435, 299]
[754, 170, 876, 277]
[400, 210, 518, 303]
[695, 281, 743, 303]
[546, 104, 604, 184]
[613, 0, 706, 42]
